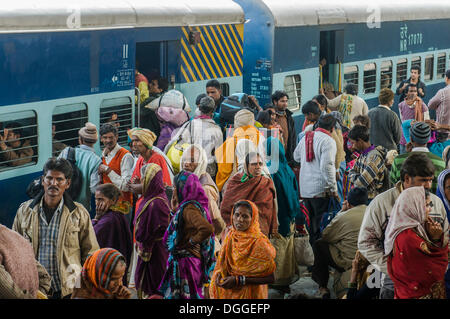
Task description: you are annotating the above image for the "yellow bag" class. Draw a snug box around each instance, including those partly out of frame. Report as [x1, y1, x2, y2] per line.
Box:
[167, 142, 190, 174]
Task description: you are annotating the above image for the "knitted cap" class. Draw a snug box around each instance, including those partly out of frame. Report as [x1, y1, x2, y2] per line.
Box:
[409, 121, 431, 145]
[78, 122, 98, 142]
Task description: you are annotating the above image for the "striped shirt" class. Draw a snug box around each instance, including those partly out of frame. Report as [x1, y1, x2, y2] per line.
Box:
[389, 149, 445, 193]
[349, 145, 389, 200]
[38, 198, 64, 294]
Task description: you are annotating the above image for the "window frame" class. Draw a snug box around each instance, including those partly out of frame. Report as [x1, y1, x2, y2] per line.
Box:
[424, 54, 434, 82]
[380, 60, 393, 90]
[396, 58, 408, 87]
[100, 97, 133, 148]
[283, 74, 301, 112]
[363, 62, 377, 94]
[344, 65, 359, 89]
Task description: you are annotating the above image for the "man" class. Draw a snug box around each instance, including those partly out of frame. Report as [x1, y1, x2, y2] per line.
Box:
[398, 84, 430, 154]
[0, 122, 34, 167]
[300, 99, 322, 134]
[0, 224, 52, 299]
[396, 65, 426, 103]
[348, 125, 390, 201]
[428, 69, 450, 143]
[13, 158, 99, 298]
[358, 153, 447, 299]
[294, 114, 338, 246]
[272, 90, 296, 163]
[168, 96, 223, 178]
[206, 79, 225, 114]
[367, 88, 402, 151]
[140, 76, 169, 138]
[99, 123, 134, 215]
[312, 187, 368, 299]
[323, 83, 369, 128]
[58, 122, 102, 214]
[390, 121, 445, 193]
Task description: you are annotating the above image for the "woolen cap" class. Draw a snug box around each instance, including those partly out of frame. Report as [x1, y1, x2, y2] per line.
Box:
[78, 122, 98, 142]
[410, 121, 431, 145]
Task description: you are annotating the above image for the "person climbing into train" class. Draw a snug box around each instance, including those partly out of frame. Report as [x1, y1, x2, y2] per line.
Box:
[12, 157, 99, 299]
[58, 122, 102, 214]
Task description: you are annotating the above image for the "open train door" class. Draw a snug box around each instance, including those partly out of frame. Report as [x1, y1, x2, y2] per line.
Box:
[319, 30, 344, 96]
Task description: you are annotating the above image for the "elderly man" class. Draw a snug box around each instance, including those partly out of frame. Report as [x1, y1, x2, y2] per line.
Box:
[13, 158, 99, 299]
[58, 122, 102, 213]
[99, 123, 134, 215]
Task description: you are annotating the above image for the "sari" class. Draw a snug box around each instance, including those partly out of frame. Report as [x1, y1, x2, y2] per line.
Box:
[159, 171, 215, 299]
[436, 169, 450, 298]
[220, 151, 277, 237]
[385, 187, 449, 299]
[209, 200, 276, 299]
[266, 136, 299, 237]
[133, 163, 171, 298]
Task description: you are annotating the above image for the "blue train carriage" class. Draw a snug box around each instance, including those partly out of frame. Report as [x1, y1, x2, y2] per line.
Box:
[0, 0, 244, 228]
[234, 0, 450, 133]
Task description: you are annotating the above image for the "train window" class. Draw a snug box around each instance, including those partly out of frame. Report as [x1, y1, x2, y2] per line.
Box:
[52, 103, 88, 157]
[220, 83, 230, 97]
[363, 63, 376, 94]
[283, 74, 301, 111]
[344, 65, 359, 87]
[396, 58, 408, 86]
[100, 97, 133, 147]
[411, 56, 421, 71]
[424, 55, 434, 81]
[380, 61, 393, 89]
[0, 110, 38, 171]
[437, 53, 446, 79]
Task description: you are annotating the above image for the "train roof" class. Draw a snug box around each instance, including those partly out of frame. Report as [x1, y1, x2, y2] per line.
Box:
[261, 0, 450, 27]
[0, 0, 244, 33]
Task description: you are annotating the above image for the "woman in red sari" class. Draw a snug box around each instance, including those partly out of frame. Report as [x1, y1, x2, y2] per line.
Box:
[384, 186, 449, 299]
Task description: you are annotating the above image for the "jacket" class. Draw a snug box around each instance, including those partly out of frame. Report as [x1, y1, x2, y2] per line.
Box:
[12, 193, 99, 297]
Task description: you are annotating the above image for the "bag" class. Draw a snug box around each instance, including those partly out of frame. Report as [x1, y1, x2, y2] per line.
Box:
[293, 229, 314, 267]
[270, 225, 299, 286]
[156, 106, 189, 127]
[320, 197, 342, 233]
[25, 147, 83, 200]
[146, 89, 191, 112]
[219, 93, 256, 127]
[165, 121, 194, 173]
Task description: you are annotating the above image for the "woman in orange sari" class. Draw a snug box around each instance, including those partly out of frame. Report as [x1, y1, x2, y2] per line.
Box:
[209, 200, 276, 299]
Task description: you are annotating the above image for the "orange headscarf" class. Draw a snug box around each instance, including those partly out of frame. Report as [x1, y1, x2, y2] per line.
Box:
[209, 200, 276, 299]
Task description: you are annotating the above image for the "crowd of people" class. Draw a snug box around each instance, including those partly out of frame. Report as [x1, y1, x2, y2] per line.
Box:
[1, 67, 450, 300]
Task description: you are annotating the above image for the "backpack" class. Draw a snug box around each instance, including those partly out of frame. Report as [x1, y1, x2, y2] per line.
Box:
[219, 93, 256, 127]
[25, 147, 83, 200]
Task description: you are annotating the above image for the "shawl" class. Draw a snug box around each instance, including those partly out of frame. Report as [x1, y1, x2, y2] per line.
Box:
[81, 248, 125, 297]
[338, 94, 354, 128]
[436, 169, 450, 222]
[180, 144, 208, 177]
[128, 127, 157, 149]
[266, 137, 300, 237]
[220, 170, 277, 237]
[405, 97, 425, 122]
[209, 200, 276, 299]
[384, 186, 449, 255]
[305, 127, 332, 162]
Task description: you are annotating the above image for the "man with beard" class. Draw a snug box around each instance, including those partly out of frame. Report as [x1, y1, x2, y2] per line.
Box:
[13, 158, 99, 299]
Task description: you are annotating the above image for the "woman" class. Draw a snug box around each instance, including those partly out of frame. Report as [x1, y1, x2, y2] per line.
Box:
[92, 184, 133, 282]
[221, 151, 278, 237]
[158, 171, 215, 299]
[71, 248, 131, 299]
[436, 169, 450, 298]
[133, 163, 171, 298]
[385, 187, 449, 299]
[209, 200, 276, 299]
[180, 144, 226, 254]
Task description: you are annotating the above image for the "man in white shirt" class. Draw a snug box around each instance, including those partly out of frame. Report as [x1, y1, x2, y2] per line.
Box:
[294, 113, 339, 246]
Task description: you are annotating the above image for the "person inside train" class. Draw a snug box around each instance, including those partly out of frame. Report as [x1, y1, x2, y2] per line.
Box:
[0, 122, 34, 167]
[140, 76, 169, 138]
[396, 65, 426, 103]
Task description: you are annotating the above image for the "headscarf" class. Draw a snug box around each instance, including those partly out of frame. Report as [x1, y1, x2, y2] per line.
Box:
[234, 109, 255, 128]
[241, 151, 270, 183]
[180, 144, 208, 177]
[235, 139, 258, 173]
[266, 136, 299, 236]
[384, 186, 442, 256]
[128, 127, 157, 149]
[209, 200, 276, 299]
[442, 145, 450, 168]
[81, 248, 125, 297]
[436, 169, 450, 222]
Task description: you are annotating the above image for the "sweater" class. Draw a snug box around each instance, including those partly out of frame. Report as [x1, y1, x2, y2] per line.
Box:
[0, 225, 39, 298]
[368, 105, 402, 151]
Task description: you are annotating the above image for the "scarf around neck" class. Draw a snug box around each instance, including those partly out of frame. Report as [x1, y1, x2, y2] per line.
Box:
[305, 127, 332, 162]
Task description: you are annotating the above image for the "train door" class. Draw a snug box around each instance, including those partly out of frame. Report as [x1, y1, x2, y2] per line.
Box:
[319, 30, 344, 95]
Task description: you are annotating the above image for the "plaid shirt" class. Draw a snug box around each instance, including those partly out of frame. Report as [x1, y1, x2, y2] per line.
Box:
[38, 198, 64, 294]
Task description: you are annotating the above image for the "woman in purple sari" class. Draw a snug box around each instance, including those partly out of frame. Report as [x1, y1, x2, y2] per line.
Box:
[158, 171, 215, 299]
[133, 163, 171, 299]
